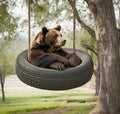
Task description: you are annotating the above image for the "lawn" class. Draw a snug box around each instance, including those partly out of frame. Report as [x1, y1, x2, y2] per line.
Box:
[0, 92, 97, 114]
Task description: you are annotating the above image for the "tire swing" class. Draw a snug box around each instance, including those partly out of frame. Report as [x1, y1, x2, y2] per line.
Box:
[16, 0, 93, 90]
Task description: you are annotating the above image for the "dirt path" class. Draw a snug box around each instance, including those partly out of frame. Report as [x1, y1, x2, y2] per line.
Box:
[29, 106, 78, 114]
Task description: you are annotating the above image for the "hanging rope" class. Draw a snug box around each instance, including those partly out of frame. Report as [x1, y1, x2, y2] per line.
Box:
[28, 0, 31, 62]
[73, 0, 76, 53]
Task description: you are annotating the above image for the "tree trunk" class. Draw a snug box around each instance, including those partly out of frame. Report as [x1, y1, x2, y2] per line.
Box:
[94, 41, 101, 96]
[0, 72, 5, 102]
[85, 0, 120, 114]
[94, 66, 100, 96]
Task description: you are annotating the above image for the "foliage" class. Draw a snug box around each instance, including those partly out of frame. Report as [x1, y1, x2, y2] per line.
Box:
[64, 30, 82, 50]
[0, 41, 15, 75]
[0, 1, 18, 75]
[23, 0, 94, 30]
[24, 0, 71, 26]
[0, 39, 27, 76]
[0, 1, 18, 40]
[80, 30, 96, 47]
[113, 0, 120, 27]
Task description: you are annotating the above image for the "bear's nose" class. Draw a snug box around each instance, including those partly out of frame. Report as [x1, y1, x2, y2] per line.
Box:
[62, 40, 66, 46]
[63, 40, 66, 43]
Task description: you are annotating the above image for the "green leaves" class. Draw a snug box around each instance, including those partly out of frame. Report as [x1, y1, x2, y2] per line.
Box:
[0, 1, 18, 76]
[0, 1, 18, 40]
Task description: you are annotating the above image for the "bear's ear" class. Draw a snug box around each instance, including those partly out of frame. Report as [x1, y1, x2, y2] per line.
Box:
[55, 25, 61, 31]
[42, 27, 49, 34]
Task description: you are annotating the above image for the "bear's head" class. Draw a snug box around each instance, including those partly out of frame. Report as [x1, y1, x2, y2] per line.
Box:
[31, 25, 66, 53]
[43, 25, 66, 52]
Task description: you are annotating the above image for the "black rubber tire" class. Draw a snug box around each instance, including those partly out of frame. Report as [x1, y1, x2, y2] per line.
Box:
[16, 48, 93, 90]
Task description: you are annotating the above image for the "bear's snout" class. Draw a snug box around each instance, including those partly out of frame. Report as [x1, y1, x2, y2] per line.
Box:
[62, 40, 66, 46]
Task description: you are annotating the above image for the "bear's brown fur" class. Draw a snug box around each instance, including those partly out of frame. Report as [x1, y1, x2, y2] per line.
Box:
[30, 25, 82, 70]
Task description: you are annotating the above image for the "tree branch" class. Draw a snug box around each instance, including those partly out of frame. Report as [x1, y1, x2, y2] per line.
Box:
[81, 43, 97, 55]
[68, 0, 96, 39]
[84, 0, 89, 4]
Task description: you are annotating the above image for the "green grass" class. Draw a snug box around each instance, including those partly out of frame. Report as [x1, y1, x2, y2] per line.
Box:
[63, 104, 95, 114]
[0, 93, 97, 114]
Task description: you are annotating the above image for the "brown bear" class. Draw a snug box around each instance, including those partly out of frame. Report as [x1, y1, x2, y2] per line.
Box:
[30, 25, 82, 70]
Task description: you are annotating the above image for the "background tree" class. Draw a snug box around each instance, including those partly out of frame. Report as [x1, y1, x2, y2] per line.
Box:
[84, 0, 120, 114]
[0, 0, 18, 102]
[68, 0, 120, 96]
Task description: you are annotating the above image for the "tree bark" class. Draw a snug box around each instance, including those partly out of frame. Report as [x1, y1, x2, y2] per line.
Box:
[85, 0, 120, 114]
[94, 66, 100, 96]
[0, 72, 5, 102]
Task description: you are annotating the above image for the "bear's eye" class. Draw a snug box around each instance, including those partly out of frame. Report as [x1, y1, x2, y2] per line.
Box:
[54, 34, 58, 39]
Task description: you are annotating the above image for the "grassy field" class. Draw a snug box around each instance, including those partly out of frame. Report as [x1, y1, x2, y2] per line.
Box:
[0, 92, 97, 114]
[1, 75, 97, 114]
